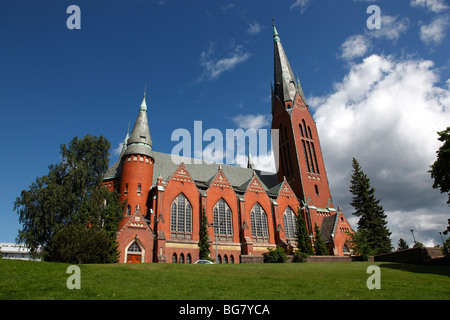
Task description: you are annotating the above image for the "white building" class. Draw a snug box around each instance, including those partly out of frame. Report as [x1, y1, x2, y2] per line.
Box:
[0, 243, 40, 261]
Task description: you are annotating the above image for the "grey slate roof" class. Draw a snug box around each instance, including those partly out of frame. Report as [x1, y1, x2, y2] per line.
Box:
[123, 96, 153, 158]
[104, 150, 279, 194]
[320, 214, 339, 243]
[273, 23, 308, 106]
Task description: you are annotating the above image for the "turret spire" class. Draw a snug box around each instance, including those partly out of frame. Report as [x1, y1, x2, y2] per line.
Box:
[123, 90, 153, 158]
[272, 18, 280, 43]
[247, 140, 255, 169]
[272, 21, 307, 106]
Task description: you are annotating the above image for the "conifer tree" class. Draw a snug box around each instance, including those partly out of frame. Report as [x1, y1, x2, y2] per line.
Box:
[429, 127, 450, 205]
[349, 158, 392, 255]
[313, 223, 328, 255]
[197, 208, 212, 260]
[397, 238, 409, 251]
[296, 209, 314, 255]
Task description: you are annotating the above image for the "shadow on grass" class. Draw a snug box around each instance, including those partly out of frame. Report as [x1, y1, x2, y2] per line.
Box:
[378, 262, 450, 277]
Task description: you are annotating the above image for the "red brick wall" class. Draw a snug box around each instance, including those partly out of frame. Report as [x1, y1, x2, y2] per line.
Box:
[119, 154, 154, 228]
[272, 92, 334, 210]
[242, 175, 276, 252]
[117, 210, 154, 263]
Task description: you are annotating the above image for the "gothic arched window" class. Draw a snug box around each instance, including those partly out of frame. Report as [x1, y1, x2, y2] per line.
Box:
[170, 193, 192, 239]
[213, 198, 233, 241]
[250, 203, 269, 242]
[283, 206, 297, 239]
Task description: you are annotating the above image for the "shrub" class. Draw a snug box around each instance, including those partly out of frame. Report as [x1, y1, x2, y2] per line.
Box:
[44, 224, 118, 264]
[293, 251, 309, 263]
[262, 247, 287, 263]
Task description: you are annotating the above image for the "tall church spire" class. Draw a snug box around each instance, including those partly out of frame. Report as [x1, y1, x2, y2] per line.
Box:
[123, 91, 153, 158]
[272, 20, 307, 106]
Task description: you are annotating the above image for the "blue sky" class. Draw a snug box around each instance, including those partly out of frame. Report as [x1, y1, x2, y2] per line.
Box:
[1, 0, 449, 247]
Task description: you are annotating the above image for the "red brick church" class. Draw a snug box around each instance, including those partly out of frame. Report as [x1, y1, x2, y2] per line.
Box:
[102, 24, 353, 263]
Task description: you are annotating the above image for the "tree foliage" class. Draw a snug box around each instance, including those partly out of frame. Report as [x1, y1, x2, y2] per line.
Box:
[262, 246, 287, 263]
[349, 158, 392, 255]
[14, 135, 125, 261]
[313, 223, 328, 255]
[429, 127, 450, 205]
[296, 209, 314, 255]
[44, 224, 118, 264]
[347, 229, 375, 261]
[197, 208, 212, 261]
[397, 238, 409, 251]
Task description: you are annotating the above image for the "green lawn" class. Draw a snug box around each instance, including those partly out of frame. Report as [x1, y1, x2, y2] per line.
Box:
[0, 259, 449, 300]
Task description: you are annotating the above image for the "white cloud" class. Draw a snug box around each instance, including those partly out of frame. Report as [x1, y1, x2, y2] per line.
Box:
[310, 54, 450, 246]
[198, 42, 251, 82]
[419, 16, 450, 45]
[411, 0, 449, 12]
[112, 141, 123, 157]
[339, 15, 409, 61]
[340, 34, 372, 61]
[221, 3, 234, 11]
[195, 144, 224, 164]
[231, 114, 270, 130]
[247, 22, 262, 35]
[369, 15, 410, 41]
[290, 0, 312, 14]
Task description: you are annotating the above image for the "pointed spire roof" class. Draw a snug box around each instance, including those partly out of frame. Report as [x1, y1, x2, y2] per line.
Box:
[123, 90, 153, 158]
[272, 20, 307, 105]
[247, 141, 255, 169]
[118, 125, 130, 159]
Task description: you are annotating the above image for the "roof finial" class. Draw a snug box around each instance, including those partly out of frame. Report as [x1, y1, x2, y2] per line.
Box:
[272, 18, 280, 42]
[247, 140, 255, 169]
[140, 85, 148, 112]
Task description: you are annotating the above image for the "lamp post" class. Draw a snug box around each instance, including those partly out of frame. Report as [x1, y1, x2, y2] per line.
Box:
[209, 222, 223, 263]
[409, 229, 416, 246]
[439, 232, 448, 254]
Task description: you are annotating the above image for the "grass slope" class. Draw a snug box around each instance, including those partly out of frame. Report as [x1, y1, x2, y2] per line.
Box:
[0, 259, 449, 300]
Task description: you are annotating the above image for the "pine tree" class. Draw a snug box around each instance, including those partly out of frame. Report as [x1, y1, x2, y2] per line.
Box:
[197, 208, 212, 260]
[397, 238, 409, 251]
[429, 127, 450, 205]
[349, 158, 392, 255]
[296, 209, 314, 255]
[313, 223, 328, 255]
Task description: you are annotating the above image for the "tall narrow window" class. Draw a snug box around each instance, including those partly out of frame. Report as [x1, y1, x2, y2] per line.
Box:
[126, 205, 131, 216]
[137, 184, 141, 195]
[250, 203, 269, 242]
[311, 142, 320, 174]
[283, 207, 297, 239]
[300, 120, 320, 175]
[213, 198, 233, 241]
[306, 141, 316, 173]
[302, 140, 311, 172]
[302, 120, 308, 139]
[170, 193, 192, 239]
[307, 126, 313, 140]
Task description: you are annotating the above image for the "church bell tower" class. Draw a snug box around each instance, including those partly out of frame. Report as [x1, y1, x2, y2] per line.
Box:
[271, 22, 335, 215]
[119, 91, 155, 227]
